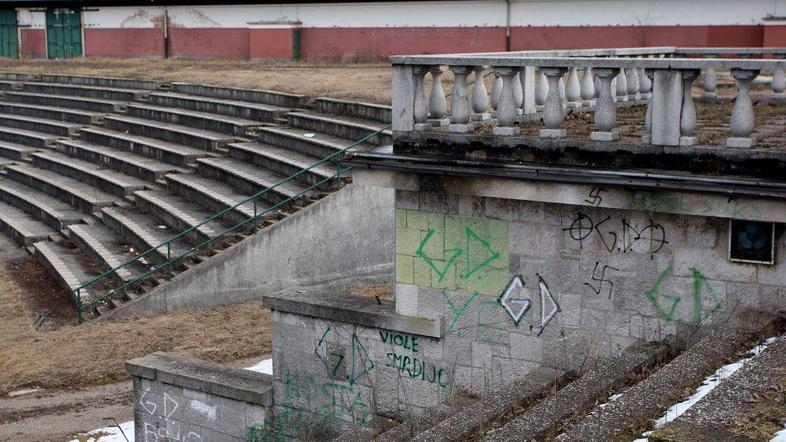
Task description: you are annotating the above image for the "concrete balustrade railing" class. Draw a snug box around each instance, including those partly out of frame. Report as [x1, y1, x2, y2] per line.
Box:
[391, 47, 786, 148]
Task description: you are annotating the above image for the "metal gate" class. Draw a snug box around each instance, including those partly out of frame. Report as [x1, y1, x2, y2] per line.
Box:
[0, 10, 18, 58]
[46, 8, 82, 59]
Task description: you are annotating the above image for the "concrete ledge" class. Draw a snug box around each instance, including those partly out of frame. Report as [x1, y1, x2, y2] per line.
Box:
[263, 291, 443, 338]
[126, 352, 273, 407]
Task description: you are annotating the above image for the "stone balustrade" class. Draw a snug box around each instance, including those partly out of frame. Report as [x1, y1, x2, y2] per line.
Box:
[391, 47, 786, 148]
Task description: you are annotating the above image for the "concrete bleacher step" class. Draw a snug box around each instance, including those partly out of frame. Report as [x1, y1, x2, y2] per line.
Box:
[257, 126, 374, 159]
[0, 176, 84, 229]
[125, 103, 265, 136]
[3, 91, 124, 113]
[0, 80, 22, 91]
[5, 163, 117, 213]
[33, 241, 100, 305]
[0, 114, 83, 137]
[227, 141, 337, 189]
[56, 139, 185, 182]
[67, 223, 141, 283]
[0, 72, 36, 81]
[37, 74, 161, 91]
[133, 189, 232, 244]
[148, 91, 290, 122]
[314, 97, 392, 124]
[0, 199, 56, 246]
[103, 115, 235, 152]
[649, 334, 786, 441]
[406, 367, 565, 442]
[195, 157, 307, 205]
[31, 151, 148, 198]
[287, 111, 393, 146]
[0, 140, 40, 160]
[169, 82, 305, 108]
[165, 173, 258, 225]
[20, 82, 148, 102]
[100, 206, 191, 266]
[78, 127, 209, 167]
[0, 102, 103, 125]
[555, 327, 759, 441]
[0, 125, 60, 149]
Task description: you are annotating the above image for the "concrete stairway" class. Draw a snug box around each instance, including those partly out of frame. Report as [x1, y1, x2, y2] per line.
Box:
[0, 72, 392, 319]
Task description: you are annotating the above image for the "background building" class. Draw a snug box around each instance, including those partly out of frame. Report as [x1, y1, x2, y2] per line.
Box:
[3, 1, 786, 60]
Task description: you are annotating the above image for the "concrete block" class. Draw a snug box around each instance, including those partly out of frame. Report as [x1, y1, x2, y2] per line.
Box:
[493, 126, 521, 136]
[396, 283, 419, 317]
[725, 282, 758, 311]
[414, 123, 431, 131]
[458, 195, 485, 218]
[471, 113, 491, 121]
[726, 137, 756, 148]
[539, 128, 567, 139]
[509, 221, 542, 255]
[672, 247, 757, 283]
[679, 136, 698, 147]
[558, 293, 581, 328]
[484, 198, 544, 223]
[510, 333, 544, 362]
[651, 70, 682, 146]
[429, 118, 450, 127]
[449, 123, 473, 133]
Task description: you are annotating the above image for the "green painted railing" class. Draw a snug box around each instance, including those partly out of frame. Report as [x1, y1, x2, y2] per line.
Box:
[72, 125, 391, 321]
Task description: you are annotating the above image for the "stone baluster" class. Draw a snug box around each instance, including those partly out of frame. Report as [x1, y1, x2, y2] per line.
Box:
[535, 69, 548, 111]
[471, 67, 491, 121]
[615, 68, 628, 102]
[581, 67, 595, 106]
[625, 66, 640, 101]
[702, 58, 717, 99]
[493, 67, 520, 136]
[642, 69, 655, 143]
[638, 66, 651, 99]
[540, 67, 568, 138]
[448, 66, 472, 133]
[591, 68, 619, 141]
[513, 71, 524, 115]
[490, 74, 503, 112]
[428, 66, 449, 126]
[727, 68, 759, 148]
[413, 66, 430, 131]
[679, 69, 699, 146]
[593, 73, 601, 100]
[772, 55, 785, 101]
[566, 67, 581, 108]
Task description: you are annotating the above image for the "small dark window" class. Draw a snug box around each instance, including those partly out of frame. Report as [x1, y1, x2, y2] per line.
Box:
[729, 220, 775, 265]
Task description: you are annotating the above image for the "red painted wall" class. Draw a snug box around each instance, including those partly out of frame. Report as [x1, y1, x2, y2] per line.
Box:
[167, 28, 249, 58]
[84, 28, 165, 57]
[300, 27, 507, 58]
[249, 28, 294, 59]
[20, 28, 46, 59]
[763, 25, 786, 47]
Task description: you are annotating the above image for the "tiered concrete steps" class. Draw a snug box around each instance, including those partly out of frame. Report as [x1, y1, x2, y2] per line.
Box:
[4, 91, 124, 113]
[257, 125, 376, 159]
[67, 222, 141, 283]
[19, 82, 148, 102]
[100, 206, 192, 267]
[30, 151, 149, 198]
[133, 190, 234, 244]
[103, 115, 235, 152]
[5, 163, 116, 213]
[286, 111, 392, 146]
[0, 102, 103, 124]
[0, 176, 84, 229]
[33, 241, 101, 305]
[79, 127, 208, 167]
[0, 199, 56, 246]
[125, 103, 265, 136]
[0, 140, 40, 161]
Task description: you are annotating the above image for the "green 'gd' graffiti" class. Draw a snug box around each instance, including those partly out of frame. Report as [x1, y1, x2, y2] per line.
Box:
[645, 266, 723, 324]
[395, 209, 509, 296]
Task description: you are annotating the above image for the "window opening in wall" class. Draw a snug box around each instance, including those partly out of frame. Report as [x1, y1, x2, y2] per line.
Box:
[728, 219, 776, 265]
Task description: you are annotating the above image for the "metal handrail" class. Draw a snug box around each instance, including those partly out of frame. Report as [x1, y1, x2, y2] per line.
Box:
[73, 125, 390, 321]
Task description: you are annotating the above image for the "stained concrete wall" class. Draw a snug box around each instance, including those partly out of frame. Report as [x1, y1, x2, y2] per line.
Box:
[113, 184, 394, 316]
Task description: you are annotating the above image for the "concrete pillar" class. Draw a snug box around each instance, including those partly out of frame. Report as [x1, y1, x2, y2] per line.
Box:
[521, 66, 537, 114]
[493, 66, 520, 136]
[413, 66, 430, 131]
[471, 67, 491, 121]
[428, 66, 449, 126]
[449, 65, 472, 133]
[679, 69, 700, 147]
[650, 69, 683, 146]
[535, 69, 548, 111]
[513, 71, 524, 115]
[491, 74, 503, 112]
[638, 66, 651, 99]
[581, 67, 595, 106]
[772, 56, 785, 100]
[702, 65, 717, 99]
[727, 68, 760, 148]
[590, 68, 619, 141]
[566, 67, 581, 108]
[625, 66, 640, 101]
[540, 67, 568, 139]
[642, 69, 655, 144]
[391, 64, 415, 132]
[615, 68, 628, 102]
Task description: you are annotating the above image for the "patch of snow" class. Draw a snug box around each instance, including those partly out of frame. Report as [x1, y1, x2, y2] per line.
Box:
[633, 336, 777, 442]
[7, 387, 42, 397]
[245, 358, 272, 375]
[68, 421, 134, 442]
[771, 425, 786, 442]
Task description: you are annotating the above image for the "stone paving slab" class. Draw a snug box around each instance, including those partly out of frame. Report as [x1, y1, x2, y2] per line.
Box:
[408, 367, 564, 442]
[482, 345, 661, 442]
[556, 327, 759, 442]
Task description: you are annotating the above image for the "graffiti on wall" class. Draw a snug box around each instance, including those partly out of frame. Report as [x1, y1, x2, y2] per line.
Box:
[564, 213, 668, 257]
[584, 261, 620, 298]
[380, 329, 449, 387]
[396, 209, 510, 296]
[139, 387, 203, 442]
[498, 274, 560, 335]
[314, 326, 375, 385]
[645, 266, 723, 324]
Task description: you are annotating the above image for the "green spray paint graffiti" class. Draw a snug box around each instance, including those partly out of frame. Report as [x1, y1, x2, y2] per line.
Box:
[314, 326, 375, 385]
[645, 266, 723, 324]
[396, 209, 509, 296]
[442, 290, 480, 336]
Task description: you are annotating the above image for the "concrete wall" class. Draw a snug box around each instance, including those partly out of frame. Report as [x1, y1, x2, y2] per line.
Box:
[112, 184, 395, 316]
[15, 0, 786, 59]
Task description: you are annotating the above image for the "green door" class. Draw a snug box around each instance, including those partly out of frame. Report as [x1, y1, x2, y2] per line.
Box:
[46, 8, 81, 59]
[0, 10, 18, 58]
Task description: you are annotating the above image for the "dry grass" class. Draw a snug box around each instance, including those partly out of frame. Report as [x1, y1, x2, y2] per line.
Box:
[0, 57, 392, 104]
[0, 254, 273, 395]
